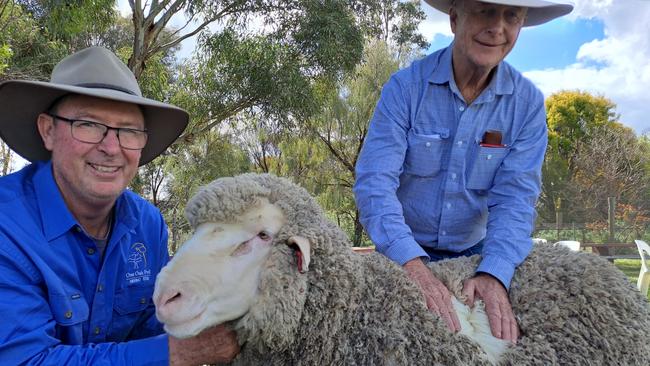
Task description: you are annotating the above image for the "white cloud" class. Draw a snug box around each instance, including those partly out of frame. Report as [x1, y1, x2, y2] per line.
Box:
[525, 0, 650, 134]
[418, 0, 650, 134]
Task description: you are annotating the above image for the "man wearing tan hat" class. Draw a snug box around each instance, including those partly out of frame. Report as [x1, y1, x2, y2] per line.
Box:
[354, 0, 573, 344]
[0, 47, 238, 365]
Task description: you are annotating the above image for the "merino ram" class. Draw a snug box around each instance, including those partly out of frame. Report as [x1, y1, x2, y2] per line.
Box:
[153, 173, 650, 365]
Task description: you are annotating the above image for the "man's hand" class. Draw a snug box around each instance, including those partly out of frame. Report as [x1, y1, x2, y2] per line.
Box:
[462, 273, 518, 343]
[403, 258, 461, 333]
[168, 324, 240, 366]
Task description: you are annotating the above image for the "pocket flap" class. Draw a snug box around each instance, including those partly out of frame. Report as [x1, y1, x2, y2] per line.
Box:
[50, 293, 89, 326]
[114, 287, 153, 315]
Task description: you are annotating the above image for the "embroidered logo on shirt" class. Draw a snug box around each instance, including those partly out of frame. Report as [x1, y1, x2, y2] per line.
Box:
[125, 242, 151, 284]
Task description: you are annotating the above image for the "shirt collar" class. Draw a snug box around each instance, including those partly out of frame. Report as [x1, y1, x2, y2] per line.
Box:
[428, 43, 514, 97]
[33, 161, 138, 241]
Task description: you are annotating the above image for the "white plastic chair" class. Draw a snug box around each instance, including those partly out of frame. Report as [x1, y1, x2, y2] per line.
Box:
[555, 240, 581, 252]
[634, 240, 650, 296]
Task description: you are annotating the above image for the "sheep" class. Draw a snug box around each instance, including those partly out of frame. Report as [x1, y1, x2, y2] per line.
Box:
[153, 173, 650, 365]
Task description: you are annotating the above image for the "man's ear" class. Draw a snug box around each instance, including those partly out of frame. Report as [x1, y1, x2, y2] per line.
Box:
[287, 236, 311, 274]
[449, 6, 458, 34]
[37, 113, 55, 151]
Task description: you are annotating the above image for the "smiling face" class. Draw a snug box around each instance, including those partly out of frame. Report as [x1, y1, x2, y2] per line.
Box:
[153, 199, 287, 338]
[450, 0, 527, 72]
[37, 94, 145, 210]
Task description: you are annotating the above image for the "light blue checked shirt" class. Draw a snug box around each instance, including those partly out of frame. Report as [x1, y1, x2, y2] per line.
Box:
[353, 44, 547, 288]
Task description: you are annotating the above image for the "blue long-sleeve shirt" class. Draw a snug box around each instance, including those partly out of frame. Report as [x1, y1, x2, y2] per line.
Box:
[353, 45, 547, 288]
[0, 161, 170, 365]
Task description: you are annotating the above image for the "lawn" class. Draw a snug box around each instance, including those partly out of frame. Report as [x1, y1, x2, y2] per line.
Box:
[613, 259, 650, 300]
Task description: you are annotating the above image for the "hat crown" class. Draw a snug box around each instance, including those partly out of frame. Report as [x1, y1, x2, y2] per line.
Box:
[50, 46, 143, 97]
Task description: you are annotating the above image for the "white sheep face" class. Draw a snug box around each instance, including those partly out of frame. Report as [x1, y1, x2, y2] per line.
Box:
[153, 198, 286, 338]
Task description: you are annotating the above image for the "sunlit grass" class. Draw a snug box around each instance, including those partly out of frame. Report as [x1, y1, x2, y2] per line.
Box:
[613, 259, 650, 300]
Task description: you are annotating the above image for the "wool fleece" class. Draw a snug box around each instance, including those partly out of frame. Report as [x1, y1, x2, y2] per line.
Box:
[182, 173, 650, 365]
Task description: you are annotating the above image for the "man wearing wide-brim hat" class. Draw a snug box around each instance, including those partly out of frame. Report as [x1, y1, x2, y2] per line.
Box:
[354, 0, 573, 343]
[0, 47, 239, 365]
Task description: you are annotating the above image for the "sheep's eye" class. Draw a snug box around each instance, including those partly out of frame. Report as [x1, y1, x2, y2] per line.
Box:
[258, 231, 270, 240]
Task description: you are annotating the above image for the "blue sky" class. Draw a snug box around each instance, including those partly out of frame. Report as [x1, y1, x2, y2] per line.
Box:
[420, 0, 650, 135]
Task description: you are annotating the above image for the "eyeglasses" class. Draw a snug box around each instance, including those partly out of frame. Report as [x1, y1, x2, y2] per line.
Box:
[48, 114, 148, 150]
[464, 5, 526, 26]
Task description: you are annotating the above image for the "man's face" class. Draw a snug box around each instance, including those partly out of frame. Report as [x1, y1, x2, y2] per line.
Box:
[37, 95, 145, 208]
[450, 0, 527, 71]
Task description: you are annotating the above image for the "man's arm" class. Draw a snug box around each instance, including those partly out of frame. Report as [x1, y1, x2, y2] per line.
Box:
[478, 92, 547, 288]
[168, 325, 240, 366]
[353, 74, 426, 265]
[353, 75, 459, 332]
[464, 91, 548, 343]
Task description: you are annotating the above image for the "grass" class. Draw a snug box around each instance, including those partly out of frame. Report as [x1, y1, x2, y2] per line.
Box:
[613, 259, 650, 300]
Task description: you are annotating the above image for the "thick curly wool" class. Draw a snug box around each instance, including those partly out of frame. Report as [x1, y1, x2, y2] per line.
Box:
[186, 174, 650, 365]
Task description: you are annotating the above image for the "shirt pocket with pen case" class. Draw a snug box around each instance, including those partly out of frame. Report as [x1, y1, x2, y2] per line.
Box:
[404, 127, 449, 178]
[467, 145, 509, 191]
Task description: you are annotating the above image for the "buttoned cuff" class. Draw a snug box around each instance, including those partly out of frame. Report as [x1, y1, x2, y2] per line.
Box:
[126, 333, 169, 365]
[383, 237, 429, 266]
[476, 254, 515, 289]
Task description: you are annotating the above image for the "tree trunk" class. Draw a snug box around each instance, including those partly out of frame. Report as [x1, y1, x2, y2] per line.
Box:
[353, 209, 364, 247]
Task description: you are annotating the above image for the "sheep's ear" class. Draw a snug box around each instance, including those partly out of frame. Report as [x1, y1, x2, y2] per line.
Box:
[287, 236, 311, 273]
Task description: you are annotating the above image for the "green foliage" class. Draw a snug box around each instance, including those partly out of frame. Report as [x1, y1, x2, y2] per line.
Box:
[546, 90, 618, 163]
[32, 0, 116, 46]
[188, 29, 317, 127]
[539, 90, 650, 229]
[0, 44, 12, 75]
[0, 1, 68, 80]
[275, 41, 399, 245]
[291, 0, 363, 78]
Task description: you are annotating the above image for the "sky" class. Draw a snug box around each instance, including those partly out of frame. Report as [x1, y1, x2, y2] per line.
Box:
[116, 0, 649, 136]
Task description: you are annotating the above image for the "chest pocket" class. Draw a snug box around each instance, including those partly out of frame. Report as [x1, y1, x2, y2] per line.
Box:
[467, 146, 508, 191]
[110, 286, 153, 340]
[404, 128, 449, 177]
[50, 293, 89, 344]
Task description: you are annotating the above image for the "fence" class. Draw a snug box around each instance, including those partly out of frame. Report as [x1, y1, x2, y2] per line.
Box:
[533, 222, 649, 245]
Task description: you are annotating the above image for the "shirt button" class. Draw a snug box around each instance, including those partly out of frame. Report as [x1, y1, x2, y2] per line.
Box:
[459, 106, 465, 111]
[441, 231, 447, 236]
[87, 248, 96, 255]
[451, 173, 457, 179]
[64, 310, 73, 319]
[75, 226, 82, 233]
[487, 154, 493, 160]
[140, 297, 147, 304]
[94, 326, 101, 335]
[446, 203, 452, 209]
[425, 142, 431, 147]
[457, 141, 463, 146]
[97, 284, 103, 292]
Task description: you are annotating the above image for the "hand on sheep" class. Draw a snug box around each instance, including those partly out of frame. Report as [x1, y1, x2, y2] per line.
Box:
[168, 324, 240, 366]
[462, 273, 518, 344]
[404, 258, 461, 333]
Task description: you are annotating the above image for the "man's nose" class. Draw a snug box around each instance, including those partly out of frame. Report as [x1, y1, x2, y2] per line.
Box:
[98, 129, 122, 153]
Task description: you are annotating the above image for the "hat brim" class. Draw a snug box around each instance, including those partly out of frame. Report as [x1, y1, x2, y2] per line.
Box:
[0, 80, 188, 166]
[424, 0, 573, 26]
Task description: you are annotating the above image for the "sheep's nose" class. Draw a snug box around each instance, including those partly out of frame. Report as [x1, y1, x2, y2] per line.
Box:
[155, 289, 184, 320]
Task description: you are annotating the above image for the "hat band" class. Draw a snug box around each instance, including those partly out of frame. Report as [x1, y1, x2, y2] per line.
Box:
[75, 83, 138, 96]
